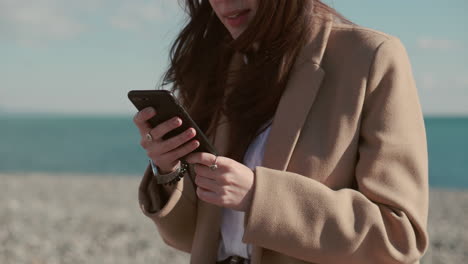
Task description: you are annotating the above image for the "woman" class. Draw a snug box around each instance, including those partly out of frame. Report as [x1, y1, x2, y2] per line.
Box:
[134, 0, 429, 263]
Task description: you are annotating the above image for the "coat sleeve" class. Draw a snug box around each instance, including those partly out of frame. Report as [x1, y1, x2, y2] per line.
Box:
[242, 37, 429, 264]
[138, 164, 198, 253]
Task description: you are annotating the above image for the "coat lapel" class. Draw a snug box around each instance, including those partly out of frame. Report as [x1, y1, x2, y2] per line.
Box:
[251, 14, 333, 264]
[190, 53, 245, 264]
[190, 120, 230, 263]
[261, 16, 333, 171]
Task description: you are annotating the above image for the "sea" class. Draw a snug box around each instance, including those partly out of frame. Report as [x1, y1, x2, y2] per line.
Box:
[1, 114, 467, 189]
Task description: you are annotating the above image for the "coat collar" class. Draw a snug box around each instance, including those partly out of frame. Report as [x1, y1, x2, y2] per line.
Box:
[261, 15, 333, 171]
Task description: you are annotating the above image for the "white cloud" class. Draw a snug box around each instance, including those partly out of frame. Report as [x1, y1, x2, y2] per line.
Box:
[0, 0, 86, 43]
[109, 0, 180, 32]
[416, 37, 462, 51]
[419, 73, 438, 91]
[417, 72, 468, 115]
[455, 74, 468, 88]
[0, 0, 181, 43]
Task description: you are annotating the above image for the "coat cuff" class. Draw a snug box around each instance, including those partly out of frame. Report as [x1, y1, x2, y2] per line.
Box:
[138, 165, 195, 219]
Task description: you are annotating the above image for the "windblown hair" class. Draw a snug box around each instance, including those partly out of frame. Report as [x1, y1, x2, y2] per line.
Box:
[162, 0, 351, 161]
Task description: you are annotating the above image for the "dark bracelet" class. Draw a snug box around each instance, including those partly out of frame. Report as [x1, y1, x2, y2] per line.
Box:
[154, 161, 188, 185]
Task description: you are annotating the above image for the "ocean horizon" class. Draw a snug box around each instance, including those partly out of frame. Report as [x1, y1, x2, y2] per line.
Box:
[2, 113, 467, 189]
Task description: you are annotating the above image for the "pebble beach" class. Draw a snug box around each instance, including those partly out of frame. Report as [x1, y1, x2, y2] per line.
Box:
[1, 173, 467, 264]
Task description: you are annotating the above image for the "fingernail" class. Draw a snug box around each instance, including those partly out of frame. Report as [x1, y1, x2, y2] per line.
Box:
[145, 107, 155, 114]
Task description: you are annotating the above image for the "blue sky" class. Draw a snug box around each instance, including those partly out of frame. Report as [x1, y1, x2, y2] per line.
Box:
[1, 0, 467, 116]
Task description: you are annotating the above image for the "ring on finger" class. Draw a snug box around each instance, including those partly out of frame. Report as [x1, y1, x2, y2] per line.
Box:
[145, 132, 153, 142]
[209, 155, 218, 171]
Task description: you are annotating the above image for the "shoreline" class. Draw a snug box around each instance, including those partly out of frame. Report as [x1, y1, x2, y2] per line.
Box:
[1, 173, 467, 263]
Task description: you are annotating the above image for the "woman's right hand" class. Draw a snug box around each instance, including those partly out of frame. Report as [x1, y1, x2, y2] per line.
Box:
[133, 107, 200, 174]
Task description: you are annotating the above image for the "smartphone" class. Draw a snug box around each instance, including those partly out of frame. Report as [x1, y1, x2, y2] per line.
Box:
[128, 90, 218, 156]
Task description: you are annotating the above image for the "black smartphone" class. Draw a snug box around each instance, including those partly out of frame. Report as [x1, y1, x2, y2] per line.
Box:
[128, 90, 218, 156]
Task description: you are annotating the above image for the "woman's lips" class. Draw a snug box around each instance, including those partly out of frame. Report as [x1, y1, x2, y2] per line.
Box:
[223, 9, 250, 28]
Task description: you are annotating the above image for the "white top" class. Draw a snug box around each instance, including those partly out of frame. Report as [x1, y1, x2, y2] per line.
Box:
[217, 123, 272, 261]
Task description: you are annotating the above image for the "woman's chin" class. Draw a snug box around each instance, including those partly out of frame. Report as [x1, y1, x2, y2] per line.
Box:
[228, 28, 247, 40]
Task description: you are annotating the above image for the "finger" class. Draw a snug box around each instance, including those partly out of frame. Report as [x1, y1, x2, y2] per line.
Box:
[156, 139, 200, 163]
[149, 116, 182, 141]
[185, 152, 217, 167]
[133, 107, 156, 136]
[195, 175, 219, 192]
[158, 127, 196, 153]
[192, 163, 217, 180]
[196, 187, 220, 206]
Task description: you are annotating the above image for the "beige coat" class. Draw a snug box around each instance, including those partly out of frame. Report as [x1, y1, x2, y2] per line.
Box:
[138, 15, 429, 264]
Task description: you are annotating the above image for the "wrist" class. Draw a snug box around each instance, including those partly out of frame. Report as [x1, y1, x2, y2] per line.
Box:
[149, 160, 188, 185]
[158, 162, 180, 175]
[149, 160, 179, 175]
[240, 171, 255, 212]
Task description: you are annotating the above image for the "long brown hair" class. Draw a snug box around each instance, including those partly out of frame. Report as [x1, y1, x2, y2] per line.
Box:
[162, 0, 351, 161]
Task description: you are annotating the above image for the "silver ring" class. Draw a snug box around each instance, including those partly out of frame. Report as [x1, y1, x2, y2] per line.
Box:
[145, 132, 153, 142]
[209, 156, 218, 171]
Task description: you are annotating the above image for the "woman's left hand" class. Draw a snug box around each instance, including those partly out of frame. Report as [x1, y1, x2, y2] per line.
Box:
[185, 152, 254, 212]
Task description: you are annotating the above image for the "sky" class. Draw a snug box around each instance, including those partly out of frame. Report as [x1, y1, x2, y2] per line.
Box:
[1, 0, 467, 116]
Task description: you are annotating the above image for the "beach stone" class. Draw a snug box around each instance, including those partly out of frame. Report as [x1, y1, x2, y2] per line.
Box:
[1, 173, 467, 263]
